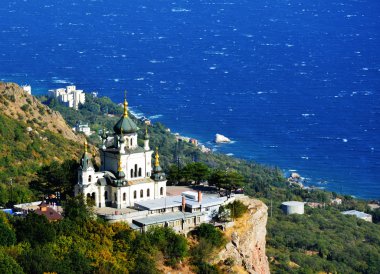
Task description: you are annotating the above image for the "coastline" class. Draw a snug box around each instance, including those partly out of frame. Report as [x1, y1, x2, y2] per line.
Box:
[5, 83, 379, 201]
[128, 106, 375, 201]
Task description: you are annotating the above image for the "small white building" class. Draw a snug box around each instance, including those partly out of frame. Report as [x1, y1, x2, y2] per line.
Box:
[331, 198, 342, 205]
[342, 210, 372, 222]
[73, 121, 91, 136]
[22, 85, 32, 95]
[281, 201, 305, 215]
[48, 85, 85, 110]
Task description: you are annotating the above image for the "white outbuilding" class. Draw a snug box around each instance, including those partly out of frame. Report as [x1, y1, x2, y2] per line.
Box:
[281, 201, 305, 215]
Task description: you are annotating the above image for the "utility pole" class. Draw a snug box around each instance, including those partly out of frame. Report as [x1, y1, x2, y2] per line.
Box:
[10, 179, 13, 205]
[270, 199, 273, 218]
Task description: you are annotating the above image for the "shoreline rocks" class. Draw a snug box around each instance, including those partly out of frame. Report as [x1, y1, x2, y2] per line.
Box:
[215, 133, 231, 143]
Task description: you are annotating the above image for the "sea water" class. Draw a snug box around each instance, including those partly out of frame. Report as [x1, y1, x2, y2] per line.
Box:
[0, 0, 379, 199]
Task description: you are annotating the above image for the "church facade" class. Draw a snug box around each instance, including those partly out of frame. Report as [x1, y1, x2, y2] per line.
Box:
[74, 97, 167, 209]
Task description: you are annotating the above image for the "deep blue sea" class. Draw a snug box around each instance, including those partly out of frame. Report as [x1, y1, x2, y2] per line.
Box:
[1, 0, 379, 199]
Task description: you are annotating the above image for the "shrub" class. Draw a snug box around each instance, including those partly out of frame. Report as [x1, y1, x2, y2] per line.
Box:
[0, 221, 16, 246]
[194, 261, 219, 274]
[0, 250, 23, 274]
[20, 104, 29, 112]
[147, 226, 188, 267]
[226, 200, 248, 219]
[195, 223, 226, 248]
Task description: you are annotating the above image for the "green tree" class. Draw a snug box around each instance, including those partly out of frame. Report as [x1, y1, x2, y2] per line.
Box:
[225, 200, 248, 219]
[195, 223, 226, 248]
[147, 226, 188, 266]
[63, 194, 92, 223]
[0, 250, 24, 274]
[13, 212, 56, 247]
[209, 169, 245, 197]
[0, 222, 16, 246]
[182, 162, 210, 184]
[30, 159, 79, 199]
[19, 245, 57, 274]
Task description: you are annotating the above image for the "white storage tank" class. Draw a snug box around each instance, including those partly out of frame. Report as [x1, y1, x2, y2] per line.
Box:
[281, 201, 305, 215]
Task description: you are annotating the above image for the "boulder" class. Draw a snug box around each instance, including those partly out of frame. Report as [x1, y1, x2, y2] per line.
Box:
[215, 133, 231, 143]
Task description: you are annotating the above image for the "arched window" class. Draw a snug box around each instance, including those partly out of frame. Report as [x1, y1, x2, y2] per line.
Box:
[130, 138, 133, 146]
[140, 189, 143, 198]
[114, 193, 117, 201]
[147, 189, 150, 197]
[160, 187, 163, 195]
[123, 193, 126, 201]
[134, 164, 137, 177]
[92, 192, 96, 200]
[133, 191, 137, 199]
[130, 169, 134, 178]
[104, 191, 108, 200]
[88, 175, 92, 182]
[138, 168, 142, 177]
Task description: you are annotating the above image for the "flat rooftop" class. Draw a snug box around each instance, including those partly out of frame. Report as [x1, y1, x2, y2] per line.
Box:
[134, 194, 227, 211]
[282, 201, 305, 206]
[94, 207, 139, 215]
[342, 210, 372, 218]
[133, 211, 205, 226]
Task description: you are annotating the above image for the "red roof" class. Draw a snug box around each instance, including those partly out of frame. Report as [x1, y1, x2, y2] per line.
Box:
[35, 206, 63, 221]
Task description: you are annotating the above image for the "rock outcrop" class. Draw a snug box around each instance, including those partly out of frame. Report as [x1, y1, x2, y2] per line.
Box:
[215, 133, 231, 143]
[0, 82, 83, 143]
[217, 198, 270, 274]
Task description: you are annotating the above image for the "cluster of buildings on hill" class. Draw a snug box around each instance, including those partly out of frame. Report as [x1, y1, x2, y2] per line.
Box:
[74, 95, 230, 232]
[48, 85, 85, 110]
[174, 133, 211, 153]
[47, 85, 93, 136]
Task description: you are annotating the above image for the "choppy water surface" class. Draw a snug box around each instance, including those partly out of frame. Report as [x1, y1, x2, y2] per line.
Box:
[0, 0, 379, 199]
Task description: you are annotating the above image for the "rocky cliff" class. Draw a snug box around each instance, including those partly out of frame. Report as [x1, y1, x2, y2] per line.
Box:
[216, 198, 270, 274]
[0, 82, 83, 143]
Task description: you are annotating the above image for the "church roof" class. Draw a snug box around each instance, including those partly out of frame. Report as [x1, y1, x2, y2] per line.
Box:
[80, 141, 93, 170]
[80, 152, 93, 170]
[113, 116, 138, 134]
[113, 96, 138, 134]
[152, 148, 166, 181]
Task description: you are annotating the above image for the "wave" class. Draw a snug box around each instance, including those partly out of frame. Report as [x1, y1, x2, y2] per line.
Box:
[171, 8, 191, 12]
[149, 114, 163, 119]
[52, 79, 70, 84]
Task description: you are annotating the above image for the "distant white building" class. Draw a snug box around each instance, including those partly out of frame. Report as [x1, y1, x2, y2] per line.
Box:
[281, 201, 305, 215]
[331, 197, 342, 205]
[73, 121, 91, 136]
[22, 85, 31, 95]
[48, 85, 85, 110]
[342, 210, 372, 222]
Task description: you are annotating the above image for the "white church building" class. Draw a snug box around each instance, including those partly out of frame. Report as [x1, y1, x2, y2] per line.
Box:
[74, 97, 167, 208]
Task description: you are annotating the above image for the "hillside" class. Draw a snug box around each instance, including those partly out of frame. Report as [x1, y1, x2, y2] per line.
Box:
[0, 82, 82, 142]
[0, 82, 84, 205]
